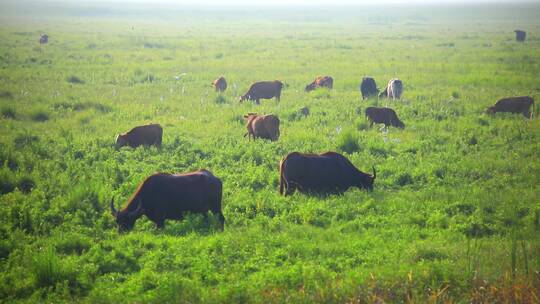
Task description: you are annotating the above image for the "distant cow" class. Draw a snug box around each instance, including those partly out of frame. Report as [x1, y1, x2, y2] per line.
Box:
[279, 151, 376, 195]
[212, 76, 227, 92]
[365, 107, 405, 129]
[39, 34, 48, 44]
[305, 76, 333, 92]
[110, 170, 224, 231]
[239, 80, 283, 104]
[244, 113, 280, 141]
[360, 77, 379, 99]
[380, 78, 403, 100]
[116, 124, 163, 148]
[487, 96, 534, 118]
[514, 30, 526, 42]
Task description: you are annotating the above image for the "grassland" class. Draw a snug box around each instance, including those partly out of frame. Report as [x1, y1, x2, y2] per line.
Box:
[0, 3, 540, 303]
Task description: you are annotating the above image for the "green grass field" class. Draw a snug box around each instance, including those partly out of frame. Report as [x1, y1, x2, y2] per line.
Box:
[1, 2, 540, 303]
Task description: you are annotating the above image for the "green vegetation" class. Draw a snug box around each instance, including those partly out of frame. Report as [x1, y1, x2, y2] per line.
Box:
[0, 3, 539, 303]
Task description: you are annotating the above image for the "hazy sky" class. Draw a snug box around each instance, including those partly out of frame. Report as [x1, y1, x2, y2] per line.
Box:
[48, 0, 540, 5]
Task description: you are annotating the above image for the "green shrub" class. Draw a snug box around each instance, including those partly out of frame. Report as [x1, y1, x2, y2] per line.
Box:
[214, 95, 227, 104]
[337, 130, 360, 154]
[30, 111, 49, 122]
[1, 107, 16, 119]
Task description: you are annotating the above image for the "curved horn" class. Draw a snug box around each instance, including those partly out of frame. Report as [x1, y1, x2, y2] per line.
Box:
[372, 166, 376, 179]
[110, 198, 117, 216]
[126, 200, 143, 218]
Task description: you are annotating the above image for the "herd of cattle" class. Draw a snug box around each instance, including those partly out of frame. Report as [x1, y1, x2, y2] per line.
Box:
[36, 30, 531, 231]
[110, 73, 535, 231]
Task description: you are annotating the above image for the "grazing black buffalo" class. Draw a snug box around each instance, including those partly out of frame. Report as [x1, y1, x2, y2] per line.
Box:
[514, 30, 526, 42]
[279, 151, 376, 195]
[116, 124, 163, 148]
[240, 80, 283, 104]
[110, 170, 224, 231]
[487, 96, 534, 118]
[360, 77, 378, 99]
[365, 107, 405, 129]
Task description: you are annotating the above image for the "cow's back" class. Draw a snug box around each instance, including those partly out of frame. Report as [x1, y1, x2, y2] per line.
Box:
[126, 124, 162, 147]
[140, 171, 222, 216]
[249, 81, 282, 99]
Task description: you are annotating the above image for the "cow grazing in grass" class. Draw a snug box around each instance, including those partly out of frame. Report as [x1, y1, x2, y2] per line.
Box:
[110, 170, 224, 231]
[305, 76, 334, 92]
[244, 113, 280, 141]
[116, 124, 163, 148]
[39, 34, 48, 44]
[279, 151, 376, 195]
[239, 80, 283, 104]
[486, 96, 534, 118]
[365, 107, 405, 129]
[515, 30, 526, 42]
[212, 76, 227, 92]
[360, 77, 379, 99]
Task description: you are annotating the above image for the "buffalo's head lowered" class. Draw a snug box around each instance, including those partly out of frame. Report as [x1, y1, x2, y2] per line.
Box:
[358, 166, 376, 191]
[110, 198, 142, 231]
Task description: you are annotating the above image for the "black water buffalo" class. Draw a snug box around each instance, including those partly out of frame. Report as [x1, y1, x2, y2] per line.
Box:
[39, 34, 48, 44]
[305, 76, 333, 92]
[212, 76, 227, 92]
[487, 96, 534, 118]
[279, 151, 376, 195]
[515, 30, 526, 42]
[116, 124, 163, 148]
[110, 170, 224, 231]
[360, 77, 378, 99]
[365, 107, 405, 129]
[240, 80, 283, 104]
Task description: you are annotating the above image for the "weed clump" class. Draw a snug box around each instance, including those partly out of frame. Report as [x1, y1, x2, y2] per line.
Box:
[214, 95, 227, 104]
[1, 107, 16, 119]
[337, 130, 360, 154]
[0, 91, 13, 99]
[66, 76, 85, 84]
[31, 111, 49, 122]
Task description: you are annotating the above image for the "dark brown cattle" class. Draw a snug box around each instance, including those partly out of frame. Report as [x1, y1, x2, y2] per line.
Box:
[239, 80, 283, 104]
[360, 77, 378, 99]
[116, 124, 163, 148]
[279, 151, 376, 195]
[110, 170, 224, 231]
[39, 34, 48, 44]
[365, 107, 405, 129]
[515, 30, 526, 42]
[487, 96, 534, 118]
[212, 76, 227, 92]
[305, 76, 334, 92]
[244, 113, 280, 141]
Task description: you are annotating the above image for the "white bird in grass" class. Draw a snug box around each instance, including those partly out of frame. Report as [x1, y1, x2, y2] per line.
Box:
[174, 73, 187, 80]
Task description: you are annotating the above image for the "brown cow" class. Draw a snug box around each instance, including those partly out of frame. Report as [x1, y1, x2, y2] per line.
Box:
[239, 80, 283, 104]
[110, 170, 224, 231]
[279, 151, 376, 195]
[244, 113, 280, 141]
[212, 76, 227, 92]
[487, 96, 534, 118]
[365, 107, 405, 129]
[305, 76, 333, 92]
[116, 124, 163, 148]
